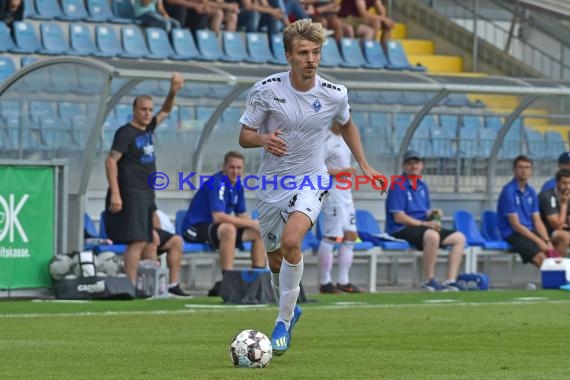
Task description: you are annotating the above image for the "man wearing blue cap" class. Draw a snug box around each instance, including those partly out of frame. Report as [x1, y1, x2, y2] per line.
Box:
[541, 151, 570, 192]
[385, 150, 466, 291]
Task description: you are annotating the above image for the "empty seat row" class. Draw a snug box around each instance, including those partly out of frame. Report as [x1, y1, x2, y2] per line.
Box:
[24, 0, 134, 24]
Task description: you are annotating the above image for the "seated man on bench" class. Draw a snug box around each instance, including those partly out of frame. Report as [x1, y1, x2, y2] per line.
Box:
[181, 151, 267, 295]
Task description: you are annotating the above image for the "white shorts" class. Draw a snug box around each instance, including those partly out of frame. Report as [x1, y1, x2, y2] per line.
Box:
[321, 197, 356, 238]
[257, 188, 330, 252]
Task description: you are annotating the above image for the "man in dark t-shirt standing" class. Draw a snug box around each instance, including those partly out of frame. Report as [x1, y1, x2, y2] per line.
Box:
[538, 169, 570, 257]
[105, 72, 184, 285]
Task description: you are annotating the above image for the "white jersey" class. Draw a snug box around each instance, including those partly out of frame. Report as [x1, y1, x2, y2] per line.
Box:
[240, 71, 351, 203]
[325, 130, 354, 205]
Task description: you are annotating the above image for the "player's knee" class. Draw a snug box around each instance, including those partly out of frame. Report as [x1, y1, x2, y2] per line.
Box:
[423, 229, 440, 245]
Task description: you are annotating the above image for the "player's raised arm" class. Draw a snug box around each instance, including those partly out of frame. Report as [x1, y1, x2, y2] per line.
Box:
[155, 72, 184, 125]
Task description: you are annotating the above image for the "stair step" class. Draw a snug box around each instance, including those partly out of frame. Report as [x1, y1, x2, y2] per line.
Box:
[392, 23, 407, 39]
[397, 39, 434, 55]
[407, 54, 463, 73]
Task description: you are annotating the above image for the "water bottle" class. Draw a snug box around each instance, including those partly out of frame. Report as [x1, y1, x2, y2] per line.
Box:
[159, 273, 167, 295]
[526, 282, 537, 291]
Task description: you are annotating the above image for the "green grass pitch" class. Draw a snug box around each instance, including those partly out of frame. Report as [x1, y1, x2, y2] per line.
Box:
[0, 290, 568, 379]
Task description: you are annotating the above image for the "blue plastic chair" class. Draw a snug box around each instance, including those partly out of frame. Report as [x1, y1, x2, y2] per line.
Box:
[174, 210, 214, 253]
[355, 209, 410, 250]
[221, 31, 248, 62]
[545, 131, 567, 159]
[32, 0, 64, 20]
[315, 213, 374, 251]
[58, 101, 83, 127]
[478, 128, 497, 157]
[59, 0, 89, 21]
[362, 40, 389, 69]
[95, 211, 127, 254]
[145, 27, 181, 60]
[525, 129, 547, 160]
[95, 25, 127, 57]
[454, 210, 509, 250]
[431, 127, 456, 159]
[70, 23, 112, 57]
[0, 56, 16, 83]
[11, 21, 42, 53]
[39, 22, 72, 55]
[84, 213, 99, 239]
[320, 37, 344, 67]
[85, 0, 115, 22]
[462, 115, 483, 131]
[244, 32, 273, 64]
[111, 0, 138, 23]
[480, 210, 504, 242]
[338, 37, 370, 69]
[458, 126, 480, 158]
[121, 25, 162, 59]
[0, 22, 15, 52]
[195, 29, 225, 61]
[485, 115, 502, 131]
[269, 34, 288, 65]
[386, 40, 426, 71]
[170, 28, 204, 60]
[41, 117, 75, 150]
[440, 114, 459, 130]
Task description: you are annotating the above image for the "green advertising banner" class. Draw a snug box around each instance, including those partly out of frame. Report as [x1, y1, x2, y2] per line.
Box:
[0, 166, 54, 289]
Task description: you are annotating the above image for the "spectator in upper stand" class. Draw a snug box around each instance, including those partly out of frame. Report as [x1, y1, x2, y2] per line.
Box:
[0, 0, 24, 28]
[538, 169, 570, 258]
[257, 0, 288, 35]
[134, 0, 181, 32]
[163, 0, 224, 35]
[498, 155, 552, 268]
[308, 0, 352, 42]
[541, 151, 570, 192]
[338, 0, 394, 53]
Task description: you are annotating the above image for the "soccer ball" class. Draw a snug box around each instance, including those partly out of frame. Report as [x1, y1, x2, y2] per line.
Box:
[96, 251, 122, 276]
[49, 255, 73, 280]
[228, 329, 272, 368]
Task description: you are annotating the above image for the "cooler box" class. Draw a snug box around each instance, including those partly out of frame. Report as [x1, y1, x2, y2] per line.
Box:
[540, 258, 570, 289]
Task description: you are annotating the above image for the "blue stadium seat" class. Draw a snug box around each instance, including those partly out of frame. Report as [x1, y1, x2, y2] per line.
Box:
[170, 28, 204, 60]
[39, 22, 73, 55]
[58, 101, 83, 127]
[320, 37, 343, 67]
[480, 210, 507, 244]
[70, 23, 112, 57]
[269, 34, 288, 65]
[338, 37, 370, 68]
[32, 0, 64, 20]
[500, 125, 522, 159]
[0, 56, 16, 83]
[59, 0, 89, 21]
[11, 21, 42, 53]
[145, 27, 181, 60]
[121, 25, 162, 59]
[221, 31, 248, 62]
[411, 128, 433, 158]
[440, 114, 459, 130]
[393, 112, 413, 130]
[23, 0, 37, 18]
[174, 210, 213, 253]
[95, 25, 129, 57]
[478, 128, 496, 157]
[41, 117, 75, 149]
[431, 127, 456, 158]
[350, 90, 380, 104]
[315, 213, 374, 251]
[462, 115, 483, 131]
[0, 22, 15, 52]
[111, 0, 138, 23]
[362, 40, 389, 69]
[401, 91, 429, 106]
[97, 211, 127, 254]
[377, 91, 405, 105]
[386, 41, 426, 71]
[84, 213, 99, 239]
[441, 93, 471, 107]
[195, 29, 225, 61]
[525, 129, 547, 160]
[355, 209, 410, 250]
[244, 32, 273, 64]
[85, 0, 116, 22]
[49, 64, 81, 94]
[545, 131, 567, 159]
[485, 115, 502, 131]
[29, 100, 56, 124]
[458, 126, 479, 158]
[453, 210, 509, 250]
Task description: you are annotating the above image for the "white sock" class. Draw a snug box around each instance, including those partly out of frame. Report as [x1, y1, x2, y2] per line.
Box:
[169, 283, 178, 288]
[277, 257, 303, 329]
[271, 272, 280, 301]
[337, 241, 355, 285]
[317, 239, 334, 285]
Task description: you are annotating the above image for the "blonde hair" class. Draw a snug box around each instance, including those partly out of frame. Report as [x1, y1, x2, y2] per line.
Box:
[283, 19, 326, 53]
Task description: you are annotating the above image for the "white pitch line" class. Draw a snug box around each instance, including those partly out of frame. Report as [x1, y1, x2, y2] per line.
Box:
[0, 299, 569, 319]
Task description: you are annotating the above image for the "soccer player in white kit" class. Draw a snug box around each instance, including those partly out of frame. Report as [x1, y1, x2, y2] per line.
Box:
[318, 123, 361, 294]
[239, 19, 385, 356]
